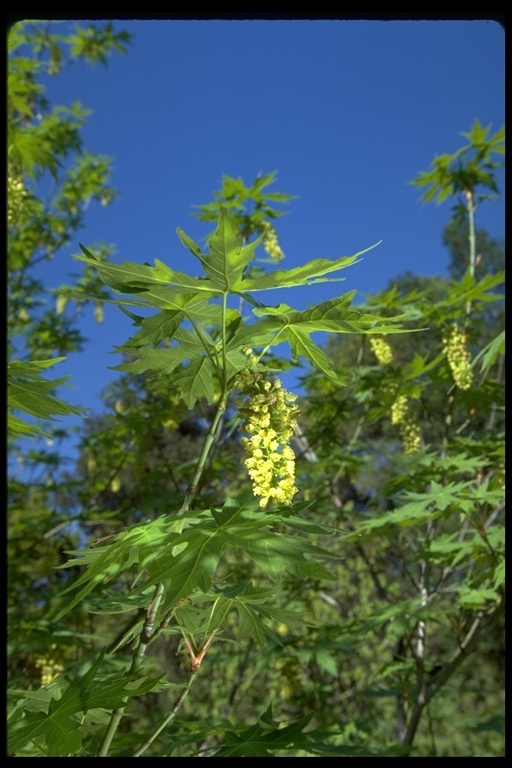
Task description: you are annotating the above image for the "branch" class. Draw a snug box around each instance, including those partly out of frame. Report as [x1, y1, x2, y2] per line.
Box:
[401, 558, 429, 747]
[133, 628, 219, 758]
[425, 597, 504, 706]
[97, 584, 165, 756]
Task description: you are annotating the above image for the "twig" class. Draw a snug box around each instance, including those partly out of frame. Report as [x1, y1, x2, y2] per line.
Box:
[97, 584, 165, 757]
[133, 671, 198, 757]
[133, 631, 218, 757]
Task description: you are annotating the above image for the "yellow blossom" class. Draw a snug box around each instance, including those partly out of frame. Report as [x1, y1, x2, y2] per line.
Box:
[369, 336, 394, 365]
[400, 419, 422, 455]
[7, 168, 28, 227]
[390, 393, 422, 455]
[262, 222, 285, 262]
[35, 647, 64, 685]
[391, 394, 409, 425]
[442, 324, 473, 390]
[235, 369, 299, 507]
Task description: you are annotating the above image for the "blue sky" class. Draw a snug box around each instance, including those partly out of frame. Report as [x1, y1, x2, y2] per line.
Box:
[16, 17, 505, 422]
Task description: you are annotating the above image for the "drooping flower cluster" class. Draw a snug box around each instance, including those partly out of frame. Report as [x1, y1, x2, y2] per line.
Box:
[7, 167, 28, 227]
[369, 336, 394, 365]
[399, 419, 422, 456]
[262, 222, 285, 262]
[391, 394, 409, 425]
[34, 646, 64, 685]
[235, 368, 299, 508]
[390, 393, 422, 456]
[442, 324, 473, 390]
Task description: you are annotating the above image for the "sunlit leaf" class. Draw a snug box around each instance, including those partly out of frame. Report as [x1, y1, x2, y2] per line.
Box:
[7, 650, 163, 756]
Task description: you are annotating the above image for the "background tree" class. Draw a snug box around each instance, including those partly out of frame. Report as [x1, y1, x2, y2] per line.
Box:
[443, 217, 504, 281]
[7, 20, 131, 713]
[295, 121, 504, 755]
[8, 38, 504, 756]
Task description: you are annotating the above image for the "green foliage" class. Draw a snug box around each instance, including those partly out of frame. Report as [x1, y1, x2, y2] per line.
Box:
[75, 212, 408, 410]
[7, 20, 130, 443]
[212, 704, 399, 757]
[194, 171, 295, 242]
[54, 496, 336, 627]
[8, 109, 505, 758]
[410, 119, 504, 209]
[8, 650, 164, 757]
[7, 25, 129, 670]
[442, 216, 505, 281]
[8, 355, 85, 438]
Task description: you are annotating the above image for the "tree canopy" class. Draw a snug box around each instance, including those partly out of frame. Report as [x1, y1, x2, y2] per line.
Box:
[7, 22, 505, 758]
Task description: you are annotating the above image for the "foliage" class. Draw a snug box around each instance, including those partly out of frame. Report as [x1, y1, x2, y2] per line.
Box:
[7, 24, 130, 690]
[442, 216, 505, 281]
[410, 119, 504, 211]
[7, 20, 131, 439]
[193, 170, 295, 247]
[7, 42, 505, 758]
[7, 354, 85, 438]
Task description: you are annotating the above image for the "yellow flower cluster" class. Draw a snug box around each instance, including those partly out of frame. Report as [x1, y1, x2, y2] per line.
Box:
[390, 393, 422, 455]
[35, 648, 64, 685]
[369, 336, 394, 365]
[400, 420, 422, 456]
[494, 462, 505, 491]
[110, 474, 122, 493]
[391, 394, 409, 425]
[262, 222, 285, 262]
[8, 170, 27, 227]
[442, 324, 473, 390]
[236, 369, 299, 508]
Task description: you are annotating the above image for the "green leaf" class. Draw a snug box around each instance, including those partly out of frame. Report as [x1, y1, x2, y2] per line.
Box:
[213, 705, 396, 757]
[53, 516, 172, 619]
[359, 597, 436, 635]
[457, 586, 501, 609]
[209, 583, 308, 647]
[113, 346, 190, 376]
[216, 502, 337, 582]
[114, 328, 204, 376]
[213, 706, 315, 756]
[410, 120, 505, 204]
[474, 330, 505, 375]
[285, 325, 340, 381]
[229, 294, 413, 380]
[252, 293, 411, 333]
[8, 357, 84, 437]
[117, 301, 230, 347]
[232, 243, 380, 292]
[171, 355, 217, 408]
[7, 650, 163, 756]
[55, 497, 336, 622]
[76, 244, 222, 296]
[7, 413, 51, 438]
[177, 210, 262, 290]
[119, 307, 188, 346]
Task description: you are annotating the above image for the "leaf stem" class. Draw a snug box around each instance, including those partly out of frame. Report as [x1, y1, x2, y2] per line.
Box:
[465, 188, 476, 316]
[180, 391, 227, 517]
[133, 670, 198, 757]
[180, 292, 230, 517]
[97, 584, 165, 757]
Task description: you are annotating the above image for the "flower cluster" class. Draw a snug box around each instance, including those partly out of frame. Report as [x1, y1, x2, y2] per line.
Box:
[442, 324, 473, 390]
[262, 222, 285, 262]
[235, 369, 299, 508]
[8, 169, 28, 227]
[369, 336, 394, 365]
[399, 420, 422, 456]
[390, 393, 422, 455]
[391, 394, 409, 425]
[35, 646, 64, 685]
